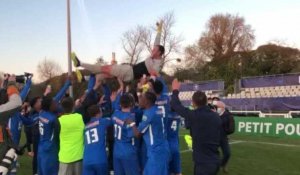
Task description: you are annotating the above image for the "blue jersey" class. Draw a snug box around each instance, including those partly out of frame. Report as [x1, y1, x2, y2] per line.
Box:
[156, 94, 170, 135]
[166, 112, 181, 148]
[156, 77, 169, 96]
[8, 112, 22, 145]
[138, 106, 169, 154]
[83, 117, 112, 165]
[132, 106, 143, 126]
[38, 111, 59, 153]
[112, 110, 137, 159]
[8, 78, 32, 146]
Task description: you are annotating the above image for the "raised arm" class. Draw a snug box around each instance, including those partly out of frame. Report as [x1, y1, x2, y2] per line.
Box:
[156, 76, 169, 95]
[20, 77, 32, 102]
[53, 79, 71, 103]
[111, 78, 124, 111]
[101, 83, 111, 105]
[154, 20, 163, 46]
[170, 79, 193, 120]
[87, 74, 96, 93]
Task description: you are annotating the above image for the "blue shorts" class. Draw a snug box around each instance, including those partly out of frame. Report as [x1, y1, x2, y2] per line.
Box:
[139, 141, 147, 170]
[113, 157, 140, 175]
[144, 151, 169, 175]
[169, 148, 181, 174]
[38, 152, 59, 175]
[83, 163, 108, 175]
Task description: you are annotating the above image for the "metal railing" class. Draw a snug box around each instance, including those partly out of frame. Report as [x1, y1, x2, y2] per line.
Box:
[230, 111, 300, 118]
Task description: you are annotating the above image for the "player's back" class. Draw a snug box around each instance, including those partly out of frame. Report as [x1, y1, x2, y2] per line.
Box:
[143, 106, 168, 152]
[112, 110, 137, 159]
[38, 111, 58, 152]
[156, 94, 170, 134]
[156, 94, 170, 113]
[83, 117, 112, 165]
[167, 112, 181, 148]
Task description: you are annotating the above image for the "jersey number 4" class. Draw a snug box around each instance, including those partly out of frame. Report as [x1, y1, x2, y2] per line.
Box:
[171, 121, 178, 131]
[85, 128, 99, 144]
[39, 122, 44, 136]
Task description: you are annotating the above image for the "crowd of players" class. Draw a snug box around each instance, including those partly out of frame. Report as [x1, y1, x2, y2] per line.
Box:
[1, 73, 233, 175]
[0, 21, 234, 175]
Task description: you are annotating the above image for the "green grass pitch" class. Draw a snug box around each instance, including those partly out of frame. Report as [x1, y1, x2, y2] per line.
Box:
[17, 129, 300, 175]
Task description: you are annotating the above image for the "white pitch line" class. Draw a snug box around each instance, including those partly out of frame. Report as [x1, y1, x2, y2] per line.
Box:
[180, 141, 244, 153]
[232, 140, 300, 147]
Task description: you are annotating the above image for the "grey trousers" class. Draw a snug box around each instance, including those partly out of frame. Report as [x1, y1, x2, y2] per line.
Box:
[58, 161, 82, 175]
[81, 63, 134, 82]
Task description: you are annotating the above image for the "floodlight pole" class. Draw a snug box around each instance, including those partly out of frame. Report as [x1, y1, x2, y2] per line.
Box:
[67, 0, 73, 97]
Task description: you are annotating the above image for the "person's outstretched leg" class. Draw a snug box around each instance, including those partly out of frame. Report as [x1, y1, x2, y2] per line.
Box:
[71, 52, 134, 82]
[71, 52, 108, 74]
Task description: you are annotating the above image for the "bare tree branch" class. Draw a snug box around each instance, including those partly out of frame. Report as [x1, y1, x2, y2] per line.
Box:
[37, 58, 63, 81]
[121, 25, 146, 65]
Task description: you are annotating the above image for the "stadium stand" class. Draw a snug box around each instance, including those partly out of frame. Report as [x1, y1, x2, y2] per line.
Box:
[178, 80, 224, 103]
[178, 73, 300, 112]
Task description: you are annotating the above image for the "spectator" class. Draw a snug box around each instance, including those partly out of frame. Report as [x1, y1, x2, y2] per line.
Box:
[215, 101, 232, 173]
[58, 97, 84, 175]
[170, 79, 222, 175]
[0, 74, 21, 175]
[0, 74, 22, 122]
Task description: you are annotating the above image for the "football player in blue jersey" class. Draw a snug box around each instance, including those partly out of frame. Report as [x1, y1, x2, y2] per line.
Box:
[167, 110, 182, 175]
[83, 105, 112, 175]
[126, 91, 170, 175]
[112, 93, 140, 175]
[37, 96, 60, 175]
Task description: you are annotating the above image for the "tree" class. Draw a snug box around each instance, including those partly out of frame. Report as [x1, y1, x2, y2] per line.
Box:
[186, 13, 255, 67]
[95, 56, 107, 65]
[121, 26, 146, 65]
[252, 44, 300, 75]
[184, 44, 207, 68]
[37, 58, 63, 81]
[121, 12, 182, 70]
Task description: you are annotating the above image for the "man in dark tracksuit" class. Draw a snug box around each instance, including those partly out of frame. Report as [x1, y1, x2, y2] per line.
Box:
[215, 101, 231, 173]
[170, 79, 221, 175]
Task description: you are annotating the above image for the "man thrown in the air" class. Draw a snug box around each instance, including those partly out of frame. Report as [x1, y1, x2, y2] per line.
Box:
[71, 21, 164, 82]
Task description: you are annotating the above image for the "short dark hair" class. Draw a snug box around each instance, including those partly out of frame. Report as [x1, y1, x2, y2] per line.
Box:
[128, 89, 138, 104]
[192, 91, 207, 107]
[152, 80, 163, 95]
[212, 97, 220, 101]
[157, 45, 165, 56]
[30, 96, 41, 108]
[87, 105, 101, 117]
[144, 91, 157, 106]
[61, 97, 74, 113]
[120, 94, 133, 108]
[41, 96, 53, 111]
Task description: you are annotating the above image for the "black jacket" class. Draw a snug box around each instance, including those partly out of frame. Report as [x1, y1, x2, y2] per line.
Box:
[171, 90, 222, 164]
[220, 110, 231, 139]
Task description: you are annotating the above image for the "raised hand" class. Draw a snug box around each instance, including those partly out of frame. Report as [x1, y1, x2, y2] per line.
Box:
[172, 78, 181, 91]
[156, 20, 163, 33]
[44, 85, 52, 96]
